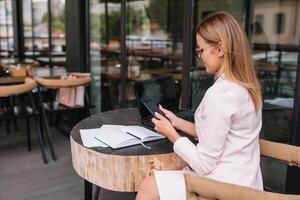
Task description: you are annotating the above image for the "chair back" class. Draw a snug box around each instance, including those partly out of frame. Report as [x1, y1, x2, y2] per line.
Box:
[185, 139, 300, 200]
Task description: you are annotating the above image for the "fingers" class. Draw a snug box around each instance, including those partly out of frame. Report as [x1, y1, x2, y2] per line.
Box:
[159, 105, 168, 113]
[152, 117, 159, 124]
[159, 105, 173, 116]
[154, 112, 164, 120]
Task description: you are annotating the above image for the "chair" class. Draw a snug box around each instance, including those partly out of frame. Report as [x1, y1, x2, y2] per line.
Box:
[34, 75, 92, 161]
[0, 77, 47, 164]
[184, 139, 300, 199]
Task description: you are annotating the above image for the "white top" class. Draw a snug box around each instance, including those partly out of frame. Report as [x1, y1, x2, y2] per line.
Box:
[174, 74, 263, 190]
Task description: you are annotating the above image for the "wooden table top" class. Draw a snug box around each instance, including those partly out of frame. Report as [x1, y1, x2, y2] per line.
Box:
[70, 108, 186, 191]
[70, 108, 174, 156]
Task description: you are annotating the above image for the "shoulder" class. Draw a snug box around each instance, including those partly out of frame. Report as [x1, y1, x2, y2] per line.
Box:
[201, 76, 250, 115]
[205, 77, 247, 102]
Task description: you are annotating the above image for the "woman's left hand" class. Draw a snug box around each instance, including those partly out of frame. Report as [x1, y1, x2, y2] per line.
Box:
[152, 112, 181, 143]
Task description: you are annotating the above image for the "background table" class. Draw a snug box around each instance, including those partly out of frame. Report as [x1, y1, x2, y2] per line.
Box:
[70, 108, 186, 199]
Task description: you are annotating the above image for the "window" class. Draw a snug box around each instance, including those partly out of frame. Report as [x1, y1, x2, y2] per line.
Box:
[254, 14, 264, 34]
[275, 13, 285, 34]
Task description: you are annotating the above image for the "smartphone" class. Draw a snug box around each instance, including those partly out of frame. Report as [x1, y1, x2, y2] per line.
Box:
[142, 101, 164, 118]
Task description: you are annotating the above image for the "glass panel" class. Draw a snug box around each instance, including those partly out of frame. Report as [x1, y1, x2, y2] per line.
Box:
[32, 0, 48, 54]
[89, 0, 121, 112]
[23, 0, 33, 54]
[190, 0, 247, 111]
[6, 0, 13, 53]
[126, 0, 183, 109]
[0, 1, 7, 52]
[51, 0, 65, 54]
[0, 0, 13, 57]
[252, 0, 299, 192]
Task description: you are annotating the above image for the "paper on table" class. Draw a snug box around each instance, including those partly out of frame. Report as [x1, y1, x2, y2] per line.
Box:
[80, 128, 108, 147]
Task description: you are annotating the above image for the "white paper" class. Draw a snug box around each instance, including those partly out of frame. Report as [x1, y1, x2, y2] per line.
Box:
[94, 125, 165, 149]
[119, 126, 164, 141]
[80, 128, 108, 147]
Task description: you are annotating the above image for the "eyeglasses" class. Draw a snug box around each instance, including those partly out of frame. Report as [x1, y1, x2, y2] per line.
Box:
[195, 44, 215, 59]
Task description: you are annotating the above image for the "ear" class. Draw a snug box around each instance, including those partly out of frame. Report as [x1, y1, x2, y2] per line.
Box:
[217, 42, 225, 58]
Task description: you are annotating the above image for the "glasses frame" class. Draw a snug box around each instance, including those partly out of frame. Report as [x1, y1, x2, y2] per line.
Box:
[195, 44, 216, 59]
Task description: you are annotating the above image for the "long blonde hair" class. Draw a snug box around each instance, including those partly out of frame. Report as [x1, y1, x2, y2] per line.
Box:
[196, 11, 262, 112]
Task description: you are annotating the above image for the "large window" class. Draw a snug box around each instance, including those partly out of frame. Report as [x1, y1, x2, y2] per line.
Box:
[51, 0, 65, 53]
[126, 0, 183, 104]
[23, 0, 33, 52]
[190, 0, 247, 110]
[89, 0, 121, 112]
[252, 0, 300, 193]
[32, 0, 48, 53]
[89, 0, 184, 112]
[22, 0, 66, 58]
[0, 0, 13, 57]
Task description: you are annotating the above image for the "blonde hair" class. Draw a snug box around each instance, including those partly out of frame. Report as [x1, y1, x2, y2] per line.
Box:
[196, 11, 262, 112]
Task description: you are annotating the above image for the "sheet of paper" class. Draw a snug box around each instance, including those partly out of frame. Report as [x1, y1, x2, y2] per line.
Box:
[80, 128, 108, 148]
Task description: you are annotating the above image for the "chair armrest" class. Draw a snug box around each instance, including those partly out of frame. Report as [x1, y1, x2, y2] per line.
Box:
[184, 174, 300, 200]
[259, 139, 300, 168]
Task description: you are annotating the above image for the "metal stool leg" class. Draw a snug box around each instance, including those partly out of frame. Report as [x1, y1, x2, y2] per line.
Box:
[26, 118, 31, 151]
[37, 88, 57, 161]
[29, 93, 48, 164]
[6, 120, 10, 134]
[94, 186, 100, 200]
[12, 96, 18, 132]
[85, 180, 93, 200]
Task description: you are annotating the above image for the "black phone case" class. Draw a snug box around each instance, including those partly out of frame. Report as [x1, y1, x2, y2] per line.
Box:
[142, 101, 164, 117]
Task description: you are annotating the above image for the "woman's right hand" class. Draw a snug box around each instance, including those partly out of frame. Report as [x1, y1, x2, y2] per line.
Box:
[159, 105, 179, 128]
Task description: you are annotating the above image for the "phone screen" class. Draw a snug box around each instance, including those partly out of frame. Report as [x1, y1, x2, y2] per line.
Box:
[142, 101, 163, 117]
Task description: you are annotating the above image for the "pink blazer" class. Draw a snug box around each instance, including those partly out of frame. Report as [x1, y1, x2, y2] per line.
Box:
[174, 74, 263, 190]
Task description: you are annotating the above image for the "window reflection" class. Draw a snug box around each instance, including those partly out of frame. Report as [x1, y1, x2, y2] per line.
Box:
[190, 0, 247, 110]
[23, 0, 66, 58]
[51, 0, 65, 53]
[0, 0, 14, 56]
[23, 0, 33, 52]
[252, 0, 299, 193]
[32, 0, 48, 52]
[90, 0, 121, 112]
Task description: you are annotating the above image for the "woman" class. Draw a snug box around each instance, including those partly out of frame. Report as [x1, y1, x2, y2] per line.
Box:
[136, 11, 263, 200]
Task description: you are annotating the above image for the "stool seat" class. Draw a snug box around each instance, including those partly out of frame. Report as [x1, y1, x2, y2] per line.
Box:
[34, 76, 91, 89]
[0, 78, 37, 97]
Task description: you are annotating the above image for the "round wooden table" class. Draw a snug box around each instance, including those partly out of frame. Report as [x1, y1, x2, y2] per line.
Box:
[70, 108, 186, 199]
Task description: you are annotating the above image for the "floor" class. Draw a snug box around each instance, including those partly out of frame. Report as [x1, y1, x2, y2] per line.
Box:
[0, 119, 135, 200]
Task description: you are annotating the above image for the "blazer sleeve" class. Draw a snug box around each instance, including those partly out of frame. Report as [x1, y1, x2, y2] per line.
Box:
[174, 89, 237, 175]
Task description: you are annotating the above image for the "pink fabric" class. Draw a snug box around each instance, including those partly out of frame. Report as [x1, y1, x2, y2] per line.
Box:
[58, 87, 76, 107]
[75, 86, 84, 106]
[57, 73, 90, 107]
[174, 74, 263, 190]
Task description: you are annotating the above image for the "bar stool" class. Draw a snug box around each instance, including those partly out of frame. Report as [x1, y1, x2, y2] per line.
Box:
[34, 75, 92, 161]
[0, 77, 48, 164]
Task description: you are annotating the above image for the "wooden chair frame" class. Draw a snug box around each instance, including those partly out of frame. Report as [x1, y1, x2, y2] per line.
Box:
[185, 139, 300, 200]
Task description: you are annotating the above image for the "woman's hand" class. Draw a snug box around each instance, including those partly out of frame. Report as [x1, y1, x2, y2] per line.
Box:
[159, 105, 179, 128]
[152, 112, 180, 143]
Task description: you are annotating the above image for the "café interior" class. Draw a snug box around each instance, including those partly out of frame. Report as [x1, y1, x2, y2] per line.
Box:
[0, 0, 300, 199]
